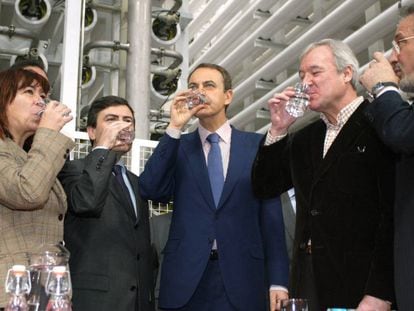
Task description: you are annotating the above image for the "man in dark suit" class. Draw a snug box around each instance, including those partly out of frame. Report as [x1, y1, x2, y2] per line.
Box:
[59, 96, 155, 311]
[359, 5, 414, 310]
[252, 39, 395, 310]
[139, 63, 289, 311]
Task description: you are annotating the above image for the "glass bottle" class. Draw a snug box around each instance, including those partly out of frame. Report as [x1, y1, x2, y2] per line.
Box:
[44, 266, 72, 311]
[5, 265, 31, 311]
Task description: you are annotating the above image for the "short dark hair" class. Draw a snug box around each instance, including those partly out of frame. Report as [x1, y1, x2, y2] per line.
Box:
[10, 58, 46, 71]
[0, 68, 50, 140]
[87, 95, 135, 128]
[188, 63, 232, 91]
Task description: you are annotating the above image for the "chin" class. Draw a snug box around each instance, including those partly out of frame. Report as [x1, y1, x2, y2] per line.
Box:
[113, 145, 132, 153]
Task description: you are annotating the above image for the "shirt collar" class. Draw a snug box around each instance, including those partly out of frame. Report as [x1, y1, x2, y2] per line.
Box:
[198, 120, 232, 144]
[320, 96, 364, 128]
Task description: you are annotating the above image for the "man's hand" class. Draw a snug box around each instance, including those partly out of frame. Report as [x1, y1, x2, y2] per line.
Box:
[269, 289, 289, 311]
[360, 52, 399, 92]
[356, 295, 391, 311]
[94, 121, 131, 149]
[268, 87, 297, 137]
[168, 90, 205, 131]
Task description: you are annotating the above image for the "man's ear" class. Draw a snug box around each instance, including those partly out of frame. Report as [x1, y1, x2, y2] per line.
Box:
[87, 126, 96, 141]
[343, 65, 353, 84]
[224, 89, 233, 108]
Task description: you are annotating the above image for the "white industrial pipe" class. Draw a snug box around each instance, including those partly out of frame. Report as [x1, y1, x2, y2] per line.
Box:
[190, 0, 275, 68]
[228, 2, 401, 130]
[189, 0, 250, 56]
[228, 0, 381, 115]
[187, 0, 226, 38]
[220, 0, 309, 73]
[127, 0, 151, 139]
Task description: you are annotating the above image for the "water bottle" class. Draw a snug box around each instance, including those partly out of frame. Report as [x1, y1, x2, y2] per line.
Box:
[5, 265, 31, 311]
[44, 266, 72, 311]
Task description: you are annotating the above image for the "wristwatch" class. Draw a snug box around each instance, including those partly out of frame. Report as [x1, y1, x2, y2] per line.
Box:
[370, 81, 398, 98]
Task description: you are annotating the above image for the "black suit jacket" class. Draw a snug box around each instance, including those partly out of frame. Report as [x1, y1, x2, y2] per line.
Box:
[365, 91, 414, 311]
[252, 101, 396, 309]
[59, 149, 155, 311]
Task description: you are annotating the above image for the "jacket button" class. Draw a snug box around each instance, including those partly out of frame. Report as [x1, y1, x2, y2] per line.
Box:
[136, 253, 140, 260]
[130, 285, 136, 291]
[58, 214, 64, 221]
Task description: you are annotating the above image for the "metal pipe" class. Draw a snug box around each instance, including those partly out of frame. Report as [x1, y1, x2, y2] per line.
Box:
[220, 0, 309, 72]
[127, 0, 151, 139]
[188, 0, 250, 56]
[0, 47, 28, 56]
[83, 40, 130, 55]
[151, 47, 183, 69]
[87, 0, 121, 12]
[189, 0, 275, 68]
[0, 25, 37, 40]
[187, 0, 223, 38]
[228, 2, 401, 131]
[228, 0, 380, 115]
[170, 0, 183, 13]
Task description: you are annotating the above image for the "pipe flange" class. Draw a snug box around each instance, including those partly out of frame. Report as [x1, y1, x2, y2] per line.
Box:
[8, 25, 16, 37]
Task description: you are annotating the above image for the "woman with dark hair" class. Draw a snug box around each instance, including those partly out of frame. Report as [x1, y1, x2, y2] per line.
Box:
[0, 68, 74, 307]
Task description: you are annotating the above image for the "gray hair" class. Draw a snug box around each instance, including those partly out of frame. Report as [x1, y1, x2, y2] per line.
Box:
[300, 39, 359, 90]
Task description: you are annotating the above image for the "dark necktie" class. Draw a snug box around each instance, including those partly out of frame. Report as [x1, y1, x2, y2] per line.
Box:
[113, 165, 137, 217]
[207, 133, 224, 207]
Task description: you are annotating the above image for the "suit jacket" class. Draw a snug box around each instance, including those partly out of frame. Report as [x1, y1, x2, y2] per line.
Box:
[365, 91, 414, 311]
[139, 128, 289, 311]
[252, 101, 396, 309]
[59, 149, 155, 311]
[280, 190, 296, 263]
[0, 128, 74, 307]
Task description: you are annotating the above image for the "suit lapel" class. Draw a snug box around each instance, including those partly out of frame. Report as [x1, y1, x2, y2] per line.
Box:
[110, 174, 137, 221]
[216, 129, 253, 209]
[181, 131, 216, 209]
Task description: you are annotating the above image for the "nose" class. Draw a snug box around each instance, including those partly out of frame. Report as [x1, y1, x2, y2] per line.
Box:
[389, 49, 399, 63]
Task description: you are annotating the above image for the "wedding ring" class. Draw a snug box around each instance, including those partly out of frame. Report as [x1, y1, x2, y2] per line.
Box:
[62, 112, 70, 117]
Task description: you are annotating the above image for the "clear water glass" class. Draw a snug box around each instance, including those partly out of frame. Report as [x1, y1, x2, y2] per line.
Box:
[281, 298, 309, 311]
[186, 90, 207, 109]
[285, 83, 309, 118]
[36, 98, 51, 116]
[117, 129, 135, 144]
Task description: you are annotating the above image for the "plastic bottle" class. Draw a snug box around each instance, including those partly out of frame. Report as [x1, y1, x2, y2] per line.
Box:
[45, 266, 72, 311]
[4, 265, 31, 311]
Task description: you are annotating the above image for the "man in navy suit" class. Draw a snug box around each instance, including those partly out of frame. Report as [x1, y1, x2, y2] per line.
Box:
[139, 63, 289, 311]
[359, 4, 414, 309]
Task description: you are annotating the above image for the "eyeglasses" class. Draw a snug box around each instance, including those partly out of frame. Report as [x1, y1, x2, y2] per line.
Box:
[392, 35, 414, 54]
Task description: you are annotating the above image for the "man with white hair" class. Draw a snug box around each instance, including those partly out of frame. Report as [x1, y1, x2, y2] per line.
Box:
[252, 39, 396, 310]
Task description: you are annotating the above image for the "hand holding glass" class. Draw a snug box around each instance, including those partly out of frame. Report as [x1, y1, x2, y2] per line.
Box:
[117, 128, 135, 144]
[285, 83, 310, 118]
[186, 90, 207, 109]
[281, 298, 309, 311]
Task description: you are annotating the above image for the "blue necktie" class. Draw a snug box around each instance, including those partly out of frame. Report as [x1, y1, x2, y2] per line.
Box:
[207, 133, 224, 207]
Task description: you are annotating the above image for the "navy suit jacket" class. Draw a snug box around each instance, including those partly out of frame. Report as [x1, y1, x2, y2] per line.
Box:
[365, 91, 414, 311]
[139, 128, 289, 310]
